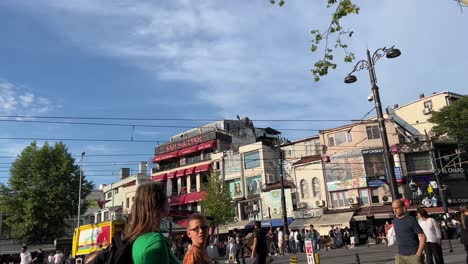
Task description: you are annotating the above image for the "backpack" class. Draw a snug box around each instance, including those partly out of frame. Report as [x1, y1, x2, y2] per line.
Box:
[85, 235, 134, 264]
[296, 232, 303, 241]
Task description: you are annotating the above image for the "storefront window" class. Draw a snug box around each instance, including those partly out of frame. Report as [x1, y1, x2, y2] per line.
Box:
[371, 188, 379, 204]
[360, 189, 370, 205]
[244, 151, 260, 169]
[300, 179, 309, 199]
[312, 177, 321, 198]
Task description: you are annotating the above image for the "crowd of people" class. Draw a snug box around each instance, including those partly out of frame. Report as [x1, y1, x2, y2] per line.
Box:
[390, 199, 468, 264]
[8, 182, 468, 264]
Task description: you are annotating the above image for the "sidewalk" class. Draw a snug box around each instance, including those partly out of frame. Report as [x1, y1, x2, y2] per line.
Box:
[219, 240, 467, 264]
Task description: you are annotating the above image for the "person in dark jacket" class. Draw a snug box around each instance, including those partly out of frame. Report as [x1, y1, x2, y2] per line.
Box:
[460, 204, 468, 264]
[251, 221, 268, 264]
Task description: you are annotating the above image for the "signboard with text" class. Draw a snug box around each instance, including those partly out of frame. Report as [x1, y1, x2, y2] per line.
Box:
[325, 150, 367, 191]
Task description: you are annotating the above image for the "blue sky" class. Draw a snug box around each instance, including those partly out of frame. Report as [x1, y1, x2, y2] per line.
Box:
[0, 0, 466, 187]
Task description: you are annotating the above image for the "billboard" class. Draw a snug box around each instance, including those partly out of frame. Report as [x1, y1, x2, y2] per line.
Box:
[227, 178, 243, 198]
[362, 148, 387, 186]
[246, 175, 262, 196]
[260, 189, 294, 219]
[325, 150, 366, 191]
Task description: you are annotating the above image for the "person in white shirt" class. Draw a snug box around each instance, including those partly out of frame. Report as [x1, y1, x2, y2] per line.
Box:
[277, 228, 284, 255]
[289, 229, 296, 253]
[417, 207, 444, 264]
[48, 253, 54, 264]
[53, 250, 64, 264]
[20, 246, 32, 264]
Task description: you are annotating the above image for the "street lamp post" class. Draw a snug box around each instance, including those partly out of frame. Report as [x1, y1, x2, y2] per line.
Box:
[344, 46, 401, 200]
[77, 152, 85, 229]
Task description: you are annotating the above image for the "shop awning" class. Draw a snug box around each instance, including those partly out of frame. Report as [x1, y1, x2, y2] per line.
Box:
[152, 151, 179, 163]
[168, 171, 177, 179]
[152, 173, 167, 182]
[123, 180, 136, 187]
[289, 218, 320, 229]
[219, 220, 254, 232]
[169, 191, 207, 206]
[175, 168, 186, 177]
[245, 217, 294, 229]
[315, 211, 354, 236]
[197, 140, 217, 151]
[178, 145, 199, 156]
[195, 163, 211, 173]
[407, 206, 458, 214]
[185, 191, 207, 203]
[185, 166, 196, 175]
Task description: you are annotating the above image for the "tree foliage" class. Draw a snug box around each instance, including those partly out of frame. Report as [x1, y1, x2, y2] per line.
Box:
[0, 142, 94, 244]
[429, 96, 468, 157]
[200, 173, 235, 228]
[271, 0, 463, 82]
[272, 0, 359, 81]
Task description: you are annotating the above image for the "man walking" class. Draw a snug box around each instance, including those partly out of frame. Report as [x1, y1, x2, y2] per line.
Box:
[277, 228, 284, 255]
[20, 246, 31, 264]
[308, 225, 320, 252]
[392, 199, 426, 264]
[251, 221, 268, 264]
[233, 228, 245, 264]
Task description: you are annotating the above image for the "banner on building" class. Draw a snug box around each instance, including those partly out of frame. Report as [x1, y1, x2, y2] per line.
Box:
[325, 150, 366, 191]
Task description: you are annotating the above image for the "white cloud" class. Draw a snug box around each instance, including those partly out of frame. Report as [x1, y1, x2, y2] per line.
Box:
[0, 81, 54, 116]
[5, 0, 467, 138]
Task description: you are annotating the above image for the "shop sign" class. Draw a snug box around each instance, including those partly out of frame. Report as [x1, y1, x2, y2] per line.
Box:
[156, 131, 217, 154]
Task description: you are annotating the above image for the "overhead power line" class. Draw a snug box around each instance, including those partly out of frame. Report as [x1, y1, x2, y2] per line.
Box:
[0, 115, 359, 122]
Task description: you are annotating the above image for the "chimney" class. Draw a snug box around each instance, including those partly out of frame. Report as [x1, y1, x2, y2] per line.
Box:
[120, 168, 130, 180]
[419, 93, 425, 99]
[394, 104, 399, 109]
[138, 162, 147, 176]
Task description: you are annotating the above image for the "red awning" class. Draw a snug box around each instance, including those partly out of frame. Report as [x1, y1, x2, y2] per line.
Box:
[185, 191, 207, 203]
[152, 173, 167, 182]
[195, 163, 211, 173]
[185, 166, 196, 175]
[123, 180, 136, 187]
[175, 169, 186, 177]
[197, 140, 217, 151]
[152, 151, 179, 163]
[169, 191, 207, 206]
[178, 145, 199, 156]
[168, 171, 177, 179]
[176, 220, 188, 228]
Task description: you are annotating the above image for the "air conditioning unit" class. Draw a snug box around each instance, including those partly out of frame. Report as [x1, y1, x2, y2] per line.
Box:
[423, 108, 432, 115]
[348, 197, 359, 205]
[381, 195, 392, 204]
[315, 200, 325, 207]
[297, 202, 307, 209]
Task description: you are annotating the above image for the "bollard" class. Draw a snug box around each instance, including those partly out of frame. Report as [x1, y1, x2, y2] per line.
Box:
[289, 255, 298, 264]
[355, 252, 360, 264]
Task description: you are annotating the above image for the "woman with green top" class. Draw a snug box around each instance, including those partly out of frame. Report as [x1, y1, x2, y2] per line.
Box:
[126, 181, 181, 264]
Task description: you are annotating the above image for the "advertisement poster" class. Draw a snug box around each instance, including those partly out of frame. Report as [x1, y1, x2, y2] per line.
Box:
[260, 189, 294, 219]
[78, 224, 111, 252]
[362, 148, 387, 186]
[246, 175, 262, 196]
[325, 150, 366, 191]
[227, 178, 243, 198]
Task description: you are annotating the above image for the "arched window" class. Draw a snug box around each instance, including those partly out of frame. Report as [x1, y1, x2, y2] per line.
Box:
[312, 177, 321, 198]
[300, 179, 309, 199]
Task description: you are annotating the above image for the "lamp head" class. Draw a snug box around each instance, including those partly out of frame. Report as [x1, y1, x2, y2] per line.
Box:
[386, 48, 401, 59]
[344, 75, 357, 84]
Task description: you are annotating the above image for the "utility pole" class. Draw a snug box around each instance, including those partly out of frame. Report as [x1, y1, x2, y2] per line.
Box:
[77, 152, 85, 229]
[279, 149, 289, 239]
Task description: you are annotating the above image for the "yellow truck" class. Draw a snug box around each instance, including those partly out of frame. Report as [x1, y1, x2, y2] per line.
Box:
[72, 220, 126, 258]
